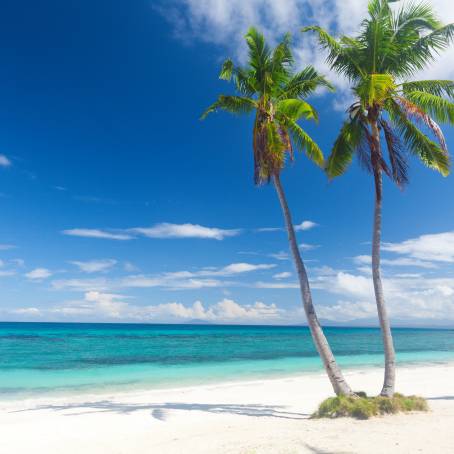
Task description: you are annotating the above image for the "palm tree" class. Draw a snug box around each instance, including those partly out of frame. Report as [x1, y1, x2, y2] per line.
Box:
[202, 28, 354, 396]
[304, 0, 453, 397]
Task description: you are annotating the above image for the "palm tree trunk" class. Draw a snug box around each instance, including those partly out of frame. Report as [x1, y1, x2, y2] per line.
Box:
[371, 120, 396, 398]
[273, 173, 354, 396]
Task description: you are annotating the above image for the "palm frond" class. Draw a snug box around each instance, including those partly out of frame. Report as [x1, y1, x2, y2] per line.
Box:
[387, 100, 450, 176]
[302, 26, 363, 80]
[276, 99, 318, 122]
[380, 118, 409, 186]
[326, 120, 364, 178]
[356, 73, 396, 107]
[278, 66, 333, 100]
[401, 80, 454, 99]
[395, 97, 448, 151]
[201, 96, 257, 120]
[404, 91, 454, 124]
[219, 59, 234, 81]
[285, 119, 324, 167]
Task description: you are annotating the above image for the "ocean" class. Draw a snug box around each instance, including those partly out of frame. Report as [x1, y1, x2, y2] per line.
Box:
[1, 322, 454, 399]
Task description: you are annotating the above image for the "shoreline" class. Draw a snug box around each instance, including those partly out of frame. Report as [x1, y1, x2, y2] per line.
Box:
[1, 362, 454, 453]
[3, 356, 454, 403]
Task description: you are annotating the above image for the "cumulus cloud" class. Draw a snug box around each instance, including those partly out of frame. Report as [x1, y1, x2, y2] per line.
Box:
[62, 229, 133, 241]
[0, 154, 11, 167]
[20, 293, 283, 324]
[70, 259, 117, 273]
[312, 266, 454, 322]
[382, 232, 454, 263]
[132, 223, 241, 240]
[25, 268, 52, 280]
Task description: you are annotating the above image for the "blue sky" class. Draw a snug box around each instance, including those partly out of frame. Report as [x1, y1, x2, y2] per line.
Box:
[1, 0, 454, 325]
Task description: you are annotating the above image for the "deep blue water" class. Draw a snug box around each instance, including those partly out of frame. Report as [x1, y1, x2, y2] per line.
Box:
[1, 322, 454, 398]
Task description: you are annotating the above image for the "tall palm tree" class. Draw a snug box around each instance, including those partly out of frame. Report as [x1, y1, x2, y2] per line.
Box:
[304, 0, 453, 397]
[202, 28, 354, 396]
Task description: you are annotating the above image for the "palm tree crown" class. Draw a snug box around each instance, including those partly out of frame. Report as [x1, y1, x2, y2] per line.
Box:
[304, 0, 454, 183]
[202, 27, 333, 183]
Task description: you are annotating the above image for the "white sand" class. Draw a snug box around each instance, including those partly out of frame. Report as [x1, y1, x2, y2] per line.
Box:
[1, 363, 454, 454]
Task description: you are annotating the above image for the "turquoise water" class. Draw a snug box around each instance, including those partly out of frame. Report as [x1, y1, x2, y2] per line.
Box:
[1, 322, 454, 399]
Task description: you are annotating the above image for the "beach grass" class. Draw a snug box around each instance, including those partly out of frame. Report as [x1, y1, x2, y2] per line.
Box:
[312, 393, 428, 420]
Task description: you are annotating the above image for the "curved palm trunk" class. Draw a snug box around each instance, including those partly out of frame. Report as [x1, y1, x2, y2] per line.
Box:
[273, 173, 354, 396]
[371, 120, 396, 398]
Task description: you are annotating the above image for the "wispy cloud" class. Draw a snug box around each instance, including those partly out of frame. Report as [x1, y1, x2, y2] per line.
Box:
[158, 0, 454, 100]
[269, 251, 290, 261]
[25, 268, 52, 280]
[300, 243, 319, 251]
[257, 220, 318, 234]
[0, 154, 11, 167]
[52, 262, 275, 292]
[62, 223, 241, 241]
[353, 254, 437, 269]
[70, 259, 117, 273]
[0, 244, 15, 250]
[62, 229, 134, 241]
[131, 223, 241, 240]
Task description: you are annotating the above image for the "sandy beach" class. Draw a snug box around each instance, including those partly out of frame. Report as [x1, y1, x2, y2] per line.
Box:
[1, 363, 453, 454]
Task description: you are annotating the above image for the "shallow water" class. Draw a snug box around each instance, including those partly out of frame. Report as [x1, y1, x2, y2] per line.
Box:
[1, 322, 454, 398]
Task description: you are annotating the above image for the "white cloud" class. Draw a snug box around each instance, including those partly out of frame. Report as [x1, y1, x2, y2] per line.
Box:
[131, 223, 240, 240]
[255, 281, 299, 289]
[256, 227, 283, 233]
[52, 291, 129, 318]
[295, 220, 318, 231]
[353, 254, 437, 269]
[273, 271, 292, 280]
[383, 232, 454, 263]
[51, 262, 274, 292]
[0, 154, 11, 167]
[62, 229, 133, 241]
[27, 293, 283, 324]
[25, 268, 52, 280]
[313, 265, 454, 322]
[70, 259, 117, 273]
[213, 262, 275, 274]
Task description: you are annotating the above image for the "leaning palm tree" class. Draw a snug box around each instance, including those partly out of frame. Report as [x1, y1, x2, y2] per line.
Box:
[202, 28, 354, 396]
[304, 0, 453, 397]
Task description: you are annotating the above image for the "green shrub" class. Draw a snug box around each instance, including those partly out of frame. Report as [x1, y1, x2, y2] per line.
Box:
[312, 392, 428, 420]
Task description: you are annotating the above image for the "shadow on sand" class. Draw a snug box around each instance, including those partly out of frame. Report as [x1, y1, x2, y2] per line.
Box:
[427, 395, 454, 401]
[11, 400, 310, 421]
[303, 443, 355, 454]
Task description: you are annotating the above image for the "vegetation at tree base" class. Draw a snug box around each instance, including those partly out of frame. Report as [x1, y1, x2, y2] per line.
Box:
[313, 393, 429, 420]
